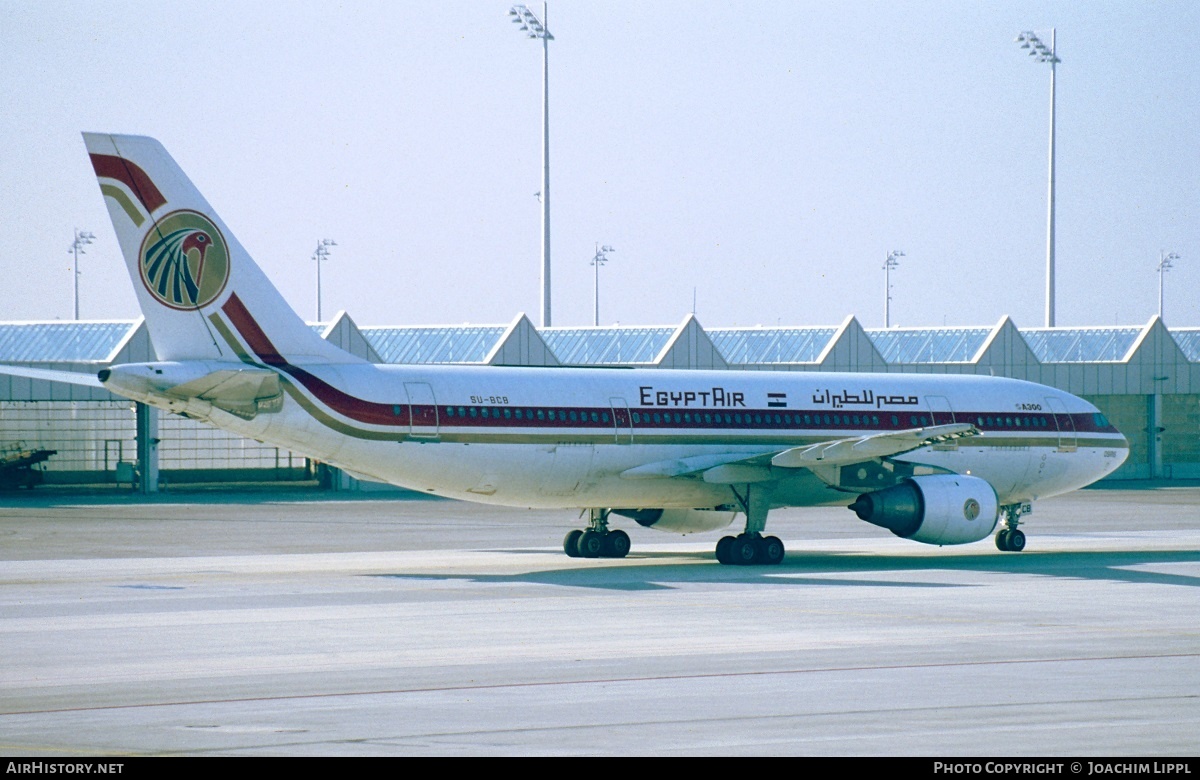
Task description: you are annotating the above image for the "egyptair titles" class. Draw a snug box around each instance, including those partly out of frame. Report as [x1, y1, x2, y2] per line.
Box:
[812, 388, 920, 409]
[639, 386, 746, 408]
[636, 385, 930, 410]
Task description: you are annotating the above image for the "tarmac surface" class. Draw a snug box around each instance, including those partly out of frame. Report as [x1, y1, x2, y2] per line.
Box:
[1, 485, 1198, 756]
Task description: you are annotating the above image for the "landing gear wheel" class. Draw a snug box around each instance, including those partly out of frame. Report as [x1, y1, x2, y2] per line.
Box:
[564, 529, 583, 557]
[577, 530, 605, 558]
[758, 535, 785, 565]
[715, 535, 735, 565]
[604, 529, 631, 559]
[1006, 529, 1026, 552]
[731, 534, 760, 565]
[995, 529, 1010, 551]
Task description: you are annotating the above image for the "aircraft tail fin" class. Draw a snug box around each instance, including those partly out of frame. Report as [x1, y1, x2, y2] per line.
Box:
[82, 133, 361, 365]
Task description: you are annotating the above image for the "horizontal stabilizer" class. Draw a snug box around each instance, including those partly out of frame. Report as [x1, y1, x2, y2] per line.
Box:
[0, 363, 103, 388]
[167, 368, 280, 403]
[99, 362, 283, 420]
[771, 423, 979, 468]
[166, 369, 283, 419]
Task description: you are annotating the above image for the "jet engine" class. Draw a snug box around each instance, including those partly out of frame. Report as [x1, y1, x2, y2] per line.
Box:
[847, 474, 999, 545]
[611, 508, 737, 534]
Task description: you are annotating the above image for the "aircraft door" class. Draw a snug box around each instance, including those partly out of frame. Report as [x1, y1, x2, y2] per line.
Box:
[610, 397, 633, 444]
[1045, 396, 1076, 451]
[405, 382, 439, 439]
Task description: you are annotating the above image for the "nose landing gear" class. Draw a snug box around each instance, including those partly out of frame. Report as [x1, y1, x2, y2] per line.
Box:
[995, 503, 1031, 552]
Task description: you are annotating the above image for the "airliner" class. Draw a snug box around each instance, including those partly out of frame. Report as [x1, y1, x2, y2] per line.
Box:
[1, 134, 1129, 564]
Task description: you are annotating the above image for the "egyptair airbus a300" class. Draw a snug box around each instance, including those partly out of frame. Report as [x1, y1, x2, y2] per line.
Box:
[3, 134, 1130, 564]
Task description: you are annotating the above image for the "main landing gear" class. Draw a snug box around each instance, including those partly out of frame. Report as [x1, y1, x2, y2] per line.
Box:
[995, 503, 1031, 552]
[715, 484, 785, 566]
[715, 533, 785, 566]
[564, 509, 630, 559]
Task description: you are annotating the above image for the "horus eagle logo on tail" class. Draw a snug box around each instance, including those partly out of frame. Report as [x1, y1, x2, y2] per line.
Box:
[138, 210, 230, 310]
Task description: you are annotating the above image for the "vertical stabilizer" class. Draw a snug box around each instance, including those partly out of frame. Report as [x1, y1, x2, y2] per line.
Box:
[83, 133, 361, 365]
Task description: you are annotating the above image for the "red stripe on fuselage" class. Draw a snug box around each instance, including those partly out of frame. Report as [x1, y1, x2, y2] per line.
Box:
[89, 153, 167, 214]
[221, 293, 410, 427]
[218, 294, 1120, 439]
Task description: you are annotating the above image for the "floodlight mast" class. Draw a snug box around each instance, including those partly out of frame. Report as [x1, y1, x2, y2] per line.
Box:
[509, 3, 554, 327]
[590, 243, 615, 326]
[1158, 251, 1179, 320]
[883, 250, 904, 328]
[1015, 29, 1060, 327]
[68, 228, 96, 320]
[313, 239, 336, 322]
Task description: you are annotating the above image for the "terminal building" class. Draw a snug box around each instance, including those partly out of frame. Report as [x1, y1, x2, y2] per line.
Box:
[1, 311, 1197, 489]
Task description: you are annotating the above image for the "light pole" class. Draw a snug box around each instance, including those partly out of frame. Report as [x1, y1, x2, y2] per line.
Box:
[1157, 251, 1179, 320]
[590, 243, 615, 326]
[68, 228, 96, 320]
[508, 3, 554, 327]
[313, 239, 336, 322]
[1015, 29, 1061, 327]
[883, 250, 904, 328]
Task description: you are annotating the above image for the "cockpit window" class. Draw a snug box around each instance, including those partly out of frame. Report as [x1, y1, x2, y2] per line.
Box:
[1093, 413, 1110, 428]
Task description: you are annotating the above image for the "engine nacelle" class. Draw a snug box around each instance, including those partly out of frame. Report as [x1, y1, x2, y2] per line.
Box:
[611, 508, 736, 534]
[847, 474, 999, 546]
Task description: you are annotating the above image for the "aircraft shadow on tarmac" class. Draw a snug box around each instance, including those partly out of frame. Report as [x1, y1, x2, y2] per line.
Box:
[370, 547, 1200, 592]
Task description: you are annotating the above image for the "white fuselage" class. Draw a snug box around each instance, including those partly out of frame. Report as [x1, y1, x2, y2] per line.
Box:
[114, 362, 1129, 512]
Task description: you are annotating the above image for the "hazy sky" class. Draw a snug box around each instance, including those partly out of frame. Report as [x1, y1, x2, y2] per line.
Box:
[2, 1, 1197, 331]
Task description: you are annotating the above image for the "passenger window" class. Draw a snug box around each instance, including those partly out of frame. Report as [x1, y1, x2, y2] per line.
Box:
[537, 409, 545, 420]
[504, 408, 512, 419]
[601, 412, 609, 423]
[446, 407, 455, 417]
[469, 407, 478, 418]
[569, 411, 577, 422]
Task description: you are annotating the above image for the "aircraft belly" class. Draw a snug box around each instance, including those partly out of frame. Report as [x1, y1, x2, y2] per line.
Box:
[363, 442, 741, 508]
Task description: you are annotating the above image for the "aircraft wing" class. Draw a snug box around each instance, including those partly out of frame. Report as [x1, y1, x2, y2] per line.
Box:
[620, 423, 980, 484]
[0, 363, 103, 387]
[770, 423, 979, 468]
